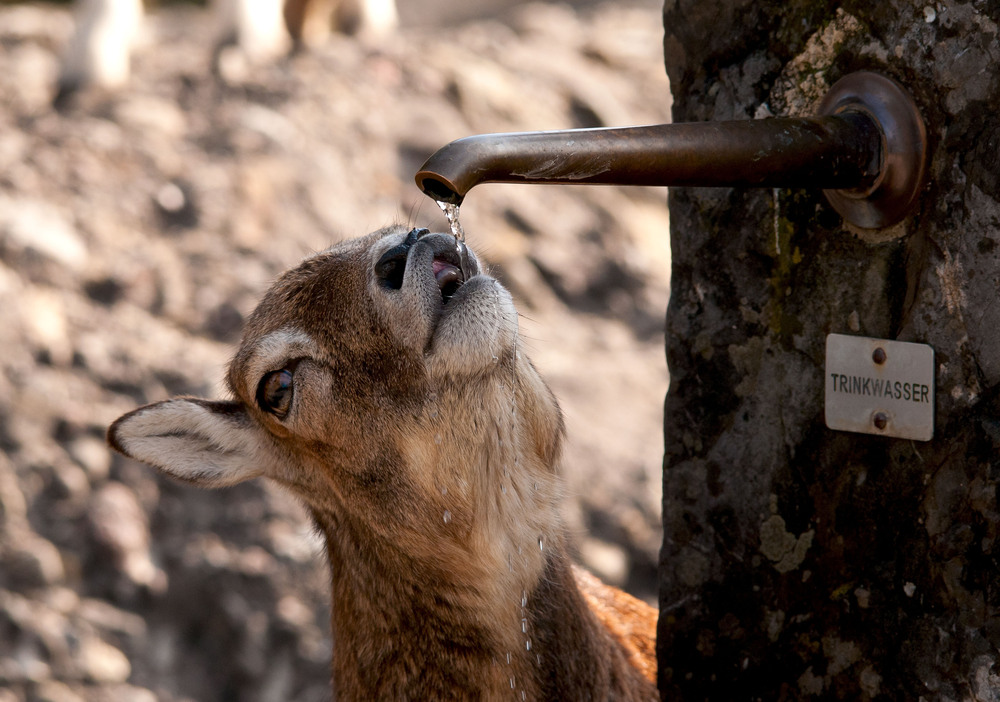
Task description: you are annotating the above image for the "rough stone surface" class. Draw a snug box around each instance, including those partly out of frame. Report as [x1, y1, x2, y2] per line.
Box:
[660, 1, 1000, 699]
[0, 1, 669, 699]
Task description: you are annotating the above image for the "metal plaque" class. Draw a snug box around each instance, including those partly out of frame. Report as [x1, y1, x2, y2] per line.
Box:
[825, 334, 935, 441]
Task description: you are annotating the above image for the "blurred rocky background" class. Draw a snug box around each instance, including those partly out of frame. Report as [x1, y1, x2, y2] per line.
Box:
[0, 1, 670, 699]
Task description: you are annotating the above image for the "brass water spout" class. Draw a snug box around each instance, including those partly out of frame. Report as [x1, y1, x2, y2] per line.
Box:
[416, 72, 927, 230]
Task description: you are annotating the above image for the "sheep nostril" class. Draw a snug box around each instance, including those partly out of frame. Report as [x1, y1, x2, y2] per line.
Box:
[375, 244, 410, 290]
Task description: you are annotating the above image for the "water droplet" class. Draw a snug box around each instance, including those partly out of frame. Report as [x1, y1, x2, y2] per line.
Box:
[430, 408, 439, 419]
[434, 433, 442, 444]
[510, 677, 515, 689]
[443, 510, 452, 524]
[525, 640, 531, 651]
[501, 484, 507, 495]
[521, 618, 528, 633]
[538, 538, 544, 551]
[536, 654, 542, 666]
[440, 486, 448, 496]
[436, 200, 466, 242]
[522, 691, 526, 700]
[521, 590, 527, 607]
[506, 652, 511, 665]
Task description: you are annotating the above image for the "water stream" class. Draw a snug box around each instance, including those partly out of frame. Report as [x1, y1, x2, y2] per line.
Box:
[430, 203, 536, 696]
[436, 200, 466, 242]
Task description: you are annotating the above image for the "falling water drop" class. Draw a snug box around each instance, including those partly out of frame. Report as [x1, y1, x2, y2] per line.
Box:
[521, 618, 528, 633]
[506, 652, 511, 665]
[436, 200, 466, 242]
[526, 640, 531, 651]
[521, 590, 527, 608]
[501, 484, 507, 495]
[440, 486, 448, 496]
[443, 510, 452, 524]
[510, 677, 515, 689]
[435, 433, 442, 445]
[538, 538, 544, 552]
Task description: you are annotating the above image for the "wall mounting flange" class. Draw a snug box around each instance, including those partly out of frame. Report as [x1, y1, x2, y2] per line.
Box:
[819, 71, 928, 230]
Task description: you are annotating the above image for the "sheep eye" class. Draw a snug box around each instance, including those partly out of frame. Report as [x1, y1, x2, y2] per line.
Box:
[257, 368, 295, 418]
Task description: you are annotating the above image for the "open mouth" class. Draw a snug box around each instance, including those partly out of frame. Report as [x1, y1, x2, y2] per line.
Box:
[374, 228, 468, 304]
[432, 252, 464, 303]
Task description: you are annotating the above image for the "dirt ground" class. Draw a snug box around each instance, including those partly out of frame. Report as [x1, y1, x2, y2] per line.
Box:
[0, 1, 671, 699]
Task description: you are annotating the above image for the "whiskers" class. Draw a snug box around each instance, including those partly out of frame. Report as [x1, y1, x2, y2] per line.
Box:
[399, 198, 427, 229]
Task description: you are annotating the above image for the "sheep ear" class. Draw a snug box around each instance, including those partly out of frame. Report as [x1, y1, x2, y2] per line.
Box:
[107, 398, 272, 488]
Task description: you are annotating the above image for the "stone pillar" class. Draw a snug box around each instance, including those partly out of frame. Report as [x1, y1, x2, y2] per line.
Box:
[658, 1, 1000, 699]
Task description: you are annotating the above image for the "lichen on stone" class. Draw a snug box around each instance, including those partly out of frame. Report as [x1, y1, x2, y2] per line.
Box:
[759, 498, 814, 573]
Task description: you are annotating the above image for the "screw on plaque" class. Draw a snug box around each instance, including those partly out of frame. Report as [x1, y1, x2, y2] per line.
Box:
[873, 412, 889, 430]
[872, 347, 887, 365]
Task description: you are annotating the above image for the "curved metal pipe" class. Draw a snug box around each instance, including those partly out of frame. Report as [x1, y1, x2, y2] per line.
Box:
[416, 114, 880, 203]
[415, 72, 927, 230]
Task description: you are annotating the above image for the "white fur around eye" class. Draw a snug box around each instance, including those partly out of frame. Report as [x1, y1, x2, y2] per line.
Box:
[245, 328, 316, 385]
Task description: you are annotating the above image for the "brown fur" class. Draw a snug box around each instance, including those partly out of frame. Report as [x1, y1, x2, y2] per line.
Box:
[108, 225, 657, 700]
